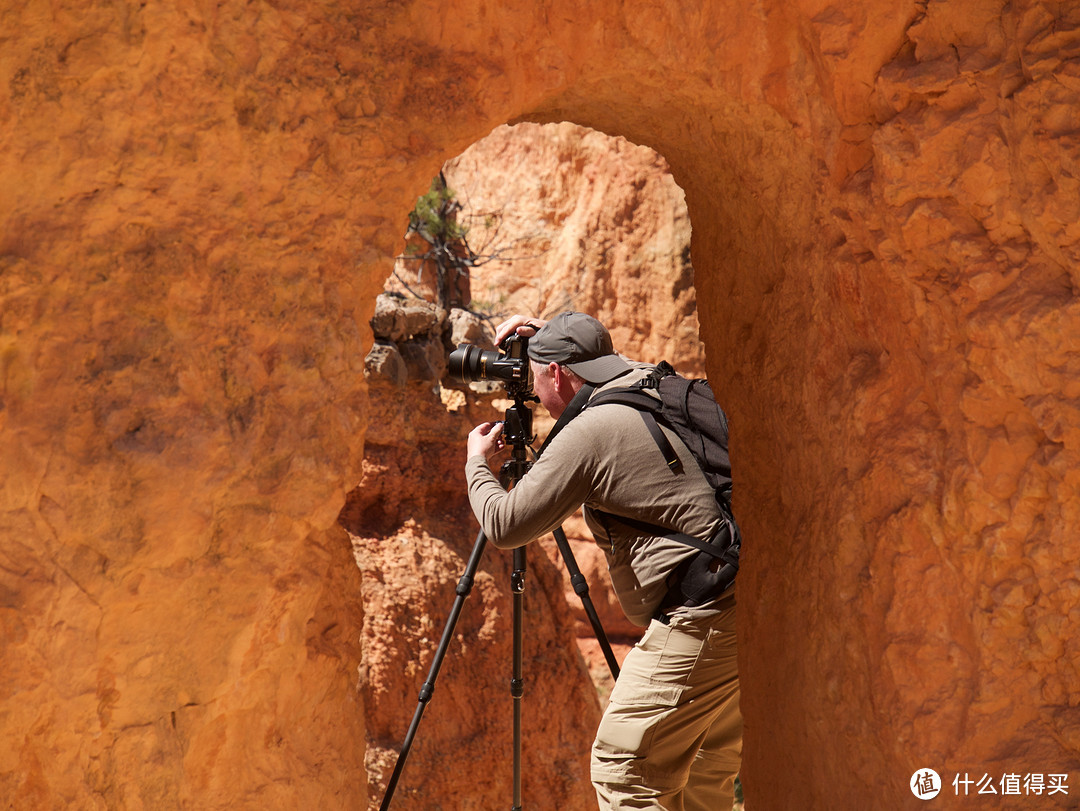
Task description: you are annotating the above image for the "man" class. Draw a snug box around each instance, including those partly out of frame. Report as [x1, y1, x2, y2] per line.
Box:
[465, 311, 742, 811]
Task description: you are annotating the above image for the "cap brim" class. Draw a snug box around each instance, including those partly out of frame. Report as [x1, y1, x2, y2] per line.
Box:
[565, 353, 633, 384]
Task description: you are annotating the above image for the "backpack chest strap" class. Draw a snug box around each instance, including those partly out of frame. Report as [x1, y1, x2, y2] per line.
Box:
[597, 510, 738, 564]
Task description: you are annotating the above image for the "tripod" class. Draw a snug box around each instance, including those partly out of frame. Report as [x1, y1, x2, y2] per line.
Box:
[379, 391, 620, 811]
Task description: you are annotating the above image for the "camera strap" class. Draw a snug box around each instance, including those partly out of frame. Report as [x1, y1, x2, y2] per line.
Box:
[535, 383, 596, 458]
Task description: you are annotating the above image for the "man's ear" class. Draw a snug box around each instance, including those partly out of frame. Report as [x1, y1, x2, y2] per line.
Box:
[549, 362, 564, 386]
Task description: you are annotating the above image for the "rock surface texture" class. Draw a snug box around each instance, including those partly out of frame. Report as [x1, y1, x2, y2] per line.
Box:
[2, 1, 1079, 809]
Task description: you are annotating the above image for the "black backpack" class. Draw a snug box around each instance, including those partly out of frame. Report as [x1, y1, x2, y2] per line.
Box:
[583, 361, 741, 609]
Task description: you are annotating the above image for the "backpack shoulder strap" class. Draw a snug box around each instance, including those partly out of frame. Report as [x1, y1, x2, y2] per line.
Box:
[586, 387, 682, 472]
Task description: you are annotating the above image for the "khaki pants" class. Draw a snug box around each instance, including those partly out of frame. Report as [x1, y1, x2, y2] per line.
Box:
[591, 605, 742, 810]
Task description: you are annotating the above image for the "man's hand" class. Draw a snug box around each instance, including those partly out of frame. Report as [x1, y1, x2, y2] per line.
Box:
[468, 421, 506, 461]
[494, 315, 547, 346]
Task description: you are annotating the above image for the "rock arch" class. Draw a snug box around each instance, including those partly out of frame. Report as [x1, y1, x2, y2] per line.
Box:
[350, 122, 711, 808]
[2, 1, 1079, 809]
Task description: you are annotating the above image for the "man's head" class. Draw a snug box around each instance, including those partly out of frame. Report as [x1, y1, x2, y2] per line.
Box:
[526, 312, 631, 417]
[527, 312, 631, 384]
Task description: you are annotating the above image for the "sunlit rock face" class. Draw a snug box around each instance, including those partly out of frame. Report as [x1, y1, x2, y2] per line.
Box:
[2, 0, 1079, 808]
[444, 121, 707, 376]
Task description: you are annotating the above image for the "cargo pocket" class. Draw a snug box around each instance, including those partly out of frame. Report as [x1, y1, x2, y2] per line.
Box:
[591, 669, 687, 783]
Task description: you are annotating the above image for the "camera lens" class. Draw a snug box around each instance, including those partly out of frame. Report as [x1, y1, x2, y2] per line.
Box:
[448, 344, 495, 382]
[448, 335, 532, 394]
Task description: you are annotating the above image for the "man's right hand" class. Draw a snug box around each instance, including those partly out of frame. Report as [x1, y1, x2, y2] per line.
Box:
[468, 421, 505, 461]
[495, 315, 547, 346]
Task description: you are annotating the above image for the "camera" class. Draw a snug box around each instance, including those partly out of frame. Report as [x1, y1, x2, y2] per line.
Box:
[448, 334, 533, 396]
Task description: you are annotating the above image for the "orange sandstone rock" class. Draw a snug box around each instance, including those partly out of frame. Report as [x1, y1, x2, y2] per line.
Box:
[2, 0, 1079, 809]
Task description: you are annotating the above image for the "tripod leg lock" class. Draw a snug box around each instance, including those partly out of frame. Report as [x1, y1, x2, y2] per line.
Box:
[510, 677, 524, 698]
[456, 574, 474, 596]
[569, 572, 590, 597]
[418, 681, 435, 703]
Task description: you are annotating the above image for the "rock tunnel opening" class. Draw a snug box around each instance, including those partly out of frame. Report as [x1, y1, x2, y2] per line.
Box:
[339, 121, 718, 808]
[346, 83, 862, 806]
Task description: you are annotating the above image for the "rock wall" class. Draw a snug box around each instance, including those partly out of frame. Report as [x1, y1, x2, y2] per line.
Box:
[2, 0, 1079, 809]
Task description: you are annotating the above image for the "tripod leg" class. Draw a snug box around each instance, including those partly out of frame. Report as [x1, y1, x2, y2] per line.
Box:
[552, 527, 621, 680]
[511, 546, 525, 811]
[379, 528, 489, 811]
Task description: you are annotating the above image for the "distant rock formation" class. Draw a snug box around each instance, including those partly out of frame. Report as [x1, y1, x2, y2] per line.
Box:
[445, 122, 707, 377]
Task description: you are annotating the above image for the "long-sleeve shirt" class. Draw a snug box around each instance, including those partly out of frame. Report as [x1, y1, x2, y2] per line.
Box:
[466, 366, 729, 626]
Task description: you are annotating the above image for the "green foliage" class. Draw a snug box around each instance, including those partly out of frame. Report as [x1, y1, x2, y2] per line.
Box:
[409, 176, 468, 244]
[470, 285, 508, 315]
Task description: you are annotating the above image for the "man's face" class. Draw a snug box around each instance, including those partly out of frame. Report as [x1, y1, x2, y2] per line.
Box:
[530, 360, 567, 418]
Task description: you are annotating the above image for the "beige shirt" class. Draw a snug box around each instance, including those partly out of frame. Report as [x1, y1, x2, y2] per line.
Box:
[466, 367, 730, 626]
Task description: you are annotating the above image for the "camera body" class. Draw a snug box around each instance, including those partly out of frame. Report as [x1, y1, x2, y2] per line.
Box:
[449, 333, 535, 452]
[448, 334, 533, 397]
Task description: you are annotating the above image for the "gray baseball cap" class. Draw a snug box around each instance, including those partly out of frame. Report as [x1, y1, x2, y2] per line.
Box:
[527, 312, 633, 383]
